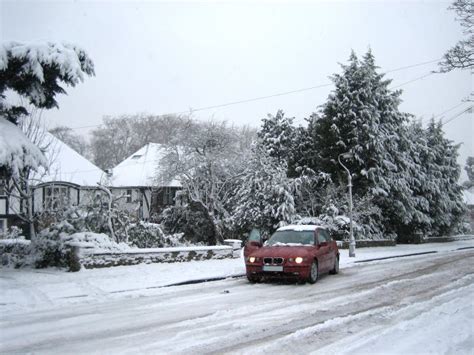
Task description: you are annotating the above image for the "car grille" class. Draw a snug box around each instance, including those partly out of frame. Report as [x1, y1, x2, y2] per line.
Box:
[263, 257, 284, 265]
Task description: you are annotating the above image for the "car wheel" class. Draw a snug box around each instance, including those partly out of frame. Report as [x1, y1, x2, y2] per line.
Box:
[308, 260, 319, 284]
[329, 255, 339, 275]
[247, 275, 257, 283]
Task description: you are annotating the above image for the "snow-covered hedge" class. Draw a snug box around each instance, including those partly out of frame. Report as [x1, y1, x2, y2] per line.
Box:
[0, 238, 31, 268]
[67, 232, 233, 269]
[78, 245, 233, 269]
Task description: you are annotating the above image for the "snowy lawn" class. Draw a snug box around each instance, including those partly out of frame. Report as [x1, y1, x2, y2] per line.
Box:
[1, 239, 473, 314]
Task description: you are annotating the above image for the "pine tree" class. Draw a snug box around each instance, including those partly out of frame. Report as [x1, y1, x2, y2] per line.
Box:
[257, 110, 296, 164]
[309, 50, 421, 239]
[423, 119, 465, 236]
[232, 145, 299, 235]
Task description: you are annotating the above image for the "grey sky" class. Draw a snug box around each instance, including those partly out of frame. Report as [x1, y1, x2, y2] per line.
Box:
[1, 0, 472, 178]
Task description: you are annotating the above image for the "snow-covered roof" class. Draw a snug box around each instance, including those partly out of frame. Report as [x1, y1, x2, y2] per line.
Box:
[33, 133, 106, 186]
[111, 143, 180, 188]
[463, 189, 474, 206]
[277, 225, 325, 231]
[0, 118, 47, 178]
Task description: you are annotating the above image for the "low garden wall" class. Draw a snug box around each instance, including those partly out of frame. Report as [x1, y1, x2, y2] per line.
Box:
[78, 245, 234, 269]
[337, 239, 396, 249]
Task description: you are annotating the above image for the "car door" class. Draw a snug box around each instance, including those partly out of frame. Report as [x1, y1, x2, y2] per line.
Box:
[316, 228, 331, 272]
[243, 228, 263, 258]
[323, 229, 337, 270]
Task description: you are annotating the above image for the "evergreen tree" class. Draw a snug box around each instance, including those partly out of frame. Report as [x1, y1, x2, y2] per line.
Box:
[423, 119, 466, 236]
[310, 50, 421, 239]
[257, 110, 296, 164]
[232, 145, 299, 235]
[0, 42, 94, 124]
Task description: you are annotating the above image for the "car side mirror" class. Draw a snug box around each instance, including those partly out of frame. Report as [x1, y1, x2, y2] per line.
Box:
[248, 241, 262, 248]
[320, 241, 328, 247]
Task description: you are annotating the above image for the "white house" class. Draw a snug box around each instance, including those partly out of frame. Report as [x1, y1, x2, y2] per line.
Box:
[1, 118, 107, 236]
[31, 132, 107, 214]
[110, 143, 181, 220]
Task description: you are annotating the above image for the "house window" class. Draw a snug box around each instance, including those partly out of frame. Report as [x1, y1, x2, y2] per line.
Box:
[44, 186, 69, 210]
[163, 188, 175, 205]
[0, 219, 7, 234]
[0, 180, 5, 196]
[126, 189, 132, 203]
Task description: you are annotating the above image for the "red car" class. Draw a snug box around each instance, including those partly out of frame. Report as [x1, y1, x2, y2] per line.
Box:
[244, 225, 340, 284]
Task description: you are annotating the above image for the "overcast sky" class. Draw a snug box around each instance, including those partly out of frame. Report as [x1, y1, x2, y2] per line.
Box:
[1, 0, 472, 178]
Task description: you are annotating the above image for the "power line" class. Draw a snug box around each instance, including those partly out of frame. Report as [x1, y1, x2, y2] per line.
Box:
[432, 101, 468, 120]
[391, 72, 434, 89]
[385, 58, 441, 74]
[66, 57, 442, 131]
[441, 106, 473, 126]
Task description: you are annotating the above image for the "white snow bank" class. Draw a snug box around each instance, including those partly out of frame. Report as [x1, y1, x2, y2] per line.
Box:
[0, 118, 47, 178]
[61, 232, 130, 253]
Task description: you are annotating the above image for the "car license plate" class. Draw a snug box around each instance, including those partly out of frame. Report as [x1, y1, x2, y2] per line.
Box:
[263, 265, 283, 272]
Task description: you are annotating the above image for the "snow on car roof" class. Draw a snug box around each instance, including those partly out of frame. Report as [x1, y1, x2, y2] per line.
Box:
[277, 225, 325, 231]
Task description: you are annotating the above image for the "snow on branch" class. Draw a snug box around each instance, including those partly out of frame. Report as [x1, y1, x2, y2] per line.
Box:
[0, 117, 47, 178]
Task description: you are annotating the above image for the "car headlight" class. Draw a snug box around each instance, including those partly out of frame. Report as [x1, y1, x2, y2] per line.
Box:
[295, 257, 303, 264]
[249, 256, 256, 263]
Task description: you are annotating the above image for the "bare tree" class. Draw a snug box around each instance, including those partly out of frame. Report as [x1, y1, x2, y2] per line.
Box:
[90, 114, 193, 169]
[159, 120, 252, 243]
[49, 126, 89, 158]
[439, 0, 473, 72]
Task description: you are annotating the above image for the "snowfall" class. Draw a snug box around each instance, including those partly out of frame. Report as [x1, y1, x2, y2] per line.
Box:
[1, 240, 473, 354]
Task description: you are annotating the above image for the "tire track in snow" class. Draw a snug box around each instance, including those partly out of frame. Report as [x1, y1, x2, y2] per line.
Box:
[1, 250, 472, 354]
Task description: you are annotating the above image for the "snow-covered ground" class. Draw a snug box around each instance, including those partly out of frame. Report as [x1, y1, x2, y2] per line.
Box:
[1, 240, 473, 354]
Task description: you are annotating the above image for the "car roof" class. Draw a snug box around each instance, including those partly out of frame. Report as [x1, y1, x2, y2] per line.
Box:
[277, 224, 326, 232]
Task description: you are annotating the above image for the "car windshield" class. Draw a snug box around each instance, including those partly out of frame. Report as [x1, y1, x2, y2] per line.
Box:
[266, 230, 314, 246]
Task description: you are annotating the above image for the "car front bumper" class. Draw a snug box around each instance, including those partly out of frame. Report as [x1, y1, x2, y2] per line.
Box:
[246, 264, 311, 280]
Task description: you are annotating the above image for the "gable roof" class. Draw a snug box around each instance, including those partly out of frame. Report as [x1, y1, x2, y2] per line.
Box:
[110, 143, 180, 188]
[33, 133, 106, 186]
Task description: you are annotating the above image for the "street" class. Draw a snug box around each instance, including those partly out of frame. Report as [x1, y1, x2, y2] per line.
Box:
[1, 248, 473, 354]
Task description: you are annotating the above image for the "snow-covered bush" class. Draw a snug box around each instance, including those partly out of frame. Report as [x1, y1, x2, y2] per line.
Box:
[31, 221, 80, 270]
[128, 222, 191, 248]
[160, 203, 215, 245]
[128, 222, 167, 248]
[0, 238, 31, 268]
[0, 226, 23, 240]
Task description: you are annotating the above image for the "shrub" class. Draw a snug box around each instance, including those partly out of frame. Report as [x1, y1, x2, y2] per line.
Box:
[128, 222, 167, 248]
[0, 238, 31, 268]
[0, 226, 23, 240]
[31, 221, 79, 270]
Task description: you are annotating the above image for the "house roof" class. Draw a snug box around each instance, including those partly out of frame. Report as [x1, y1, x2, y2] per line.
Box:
[33, 133, 106, 186]
[110, 143, 181, 188]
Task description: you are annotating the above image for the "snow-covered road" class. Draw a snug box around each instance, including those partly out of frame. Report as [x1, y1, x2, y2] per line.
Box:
[1, 247, 473, 354]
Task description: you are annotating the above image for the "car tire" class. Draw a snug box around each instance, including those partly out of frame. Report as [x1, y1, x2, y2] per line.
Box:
[329, 255, 339, 275]
[308, 260, 319, 284]
[247, 275, 257, 283]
